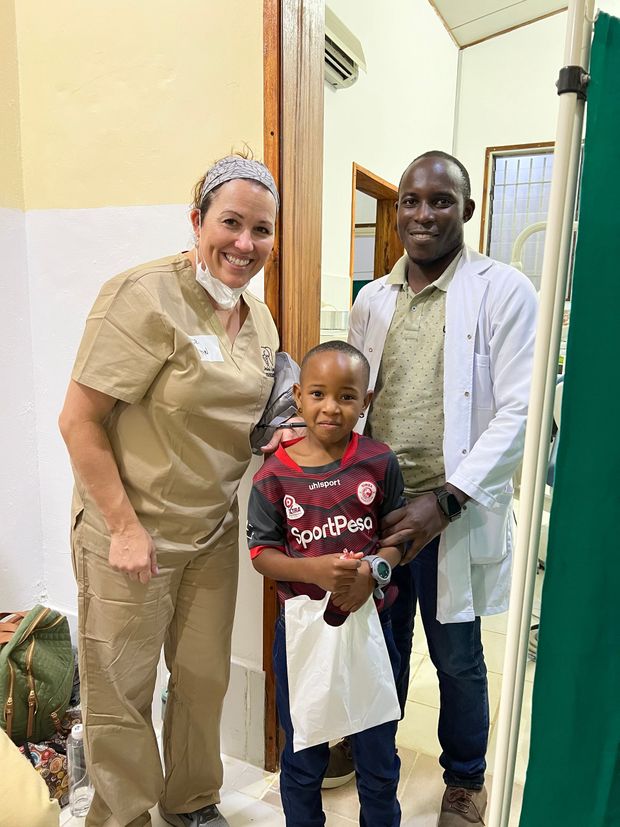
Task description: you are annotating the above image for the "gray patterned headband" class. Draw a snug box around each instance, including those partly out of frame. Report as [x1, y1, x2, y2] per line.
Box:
[200, 156, 280, 210]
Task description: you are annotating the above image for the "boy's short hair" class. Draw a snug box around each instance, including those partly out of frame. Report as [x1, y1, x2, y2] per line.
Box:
[300, 340, 370, 387]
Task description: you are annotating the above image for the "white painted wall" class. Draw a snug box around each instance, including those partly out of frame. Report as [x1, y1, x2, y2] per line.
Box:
[0, 209, 45, 609]
[321, 0, 459, 311]
[454, 11, 568, 248]
[455, 5, 620, 248]
[25, 205, 191, 614]
[599, 0, 620, 15]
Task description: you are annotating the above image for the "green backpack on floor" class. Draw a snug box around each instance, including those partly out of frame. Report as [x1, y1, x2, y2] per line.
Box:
[0, 605, 73, 744]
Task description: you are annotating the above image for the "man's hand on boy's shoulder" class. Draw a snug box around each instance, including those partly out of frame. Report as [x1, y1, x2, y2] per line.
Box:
[331, 561, 374, 612]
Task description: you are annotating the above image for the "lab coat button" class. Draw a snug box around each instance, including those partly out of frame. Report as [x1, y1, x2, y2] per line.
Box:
[464, 391, 470, 397]
[369, 347, 373, 352]
[467, 334, 472, 340]
[462, 449, 467, 454]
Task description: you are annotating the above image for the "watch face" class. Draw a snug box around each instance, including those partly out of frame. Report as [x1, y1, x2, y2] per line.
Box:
[376, 560, 391, 580]
[446, 493, 461, 517]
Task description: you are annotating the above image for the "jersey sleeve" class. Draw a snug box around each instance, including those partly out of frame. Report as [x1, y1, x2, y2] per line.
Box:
[247, 484, 286, 559]
[380, 451, 407, 518]
[72, 278, 173, 404]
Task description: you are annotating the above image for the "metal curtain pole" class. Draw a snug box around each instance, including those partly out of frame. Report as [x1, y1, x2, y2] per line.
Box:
[487, 2, 595, 826]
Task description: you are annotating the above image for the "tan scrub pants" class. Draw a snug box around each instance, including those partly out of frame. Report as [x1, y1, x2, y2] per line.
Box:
[72, 511, 239, 827]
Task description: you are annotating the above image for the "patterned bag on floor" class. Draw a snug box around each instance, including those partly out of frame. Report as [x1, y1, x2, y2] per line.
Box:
[19, 708, 82, 808]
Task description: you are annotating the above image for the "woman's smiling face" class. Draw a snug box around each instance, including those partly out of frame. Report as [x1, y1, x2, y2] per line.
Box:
[193, 178, 277, 287]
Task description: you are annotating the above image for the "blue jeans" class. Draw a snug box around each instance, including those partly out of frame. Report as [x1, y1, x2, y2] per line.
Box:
[274, 611, 402, 827]
[391, 537, 489, 789]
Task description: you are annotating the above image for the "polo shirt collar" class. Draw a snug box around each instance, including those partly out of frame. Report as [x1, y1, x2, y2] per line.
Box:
[387, 247, 464, 292]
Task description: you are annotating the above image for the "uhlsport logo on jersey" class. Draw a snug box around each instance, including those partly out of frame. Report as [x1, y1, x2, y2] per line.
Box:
[357, 481, 377, 505]
[291, 514, 374, 550]
[284, 495, 304, 520]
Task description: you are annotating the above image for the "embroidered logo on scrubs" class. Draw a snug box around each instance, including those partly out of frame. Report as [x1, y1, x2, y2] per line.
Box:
[261, 346, 275, 377]
[283, 495, 304, 520]
[357, 481, 377, 505]
[190, 335, 224, 362]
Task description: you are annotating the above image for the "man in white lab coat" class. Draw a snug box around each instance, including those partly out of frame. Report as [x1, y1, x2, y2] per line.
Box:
[329, 152, 537, 826]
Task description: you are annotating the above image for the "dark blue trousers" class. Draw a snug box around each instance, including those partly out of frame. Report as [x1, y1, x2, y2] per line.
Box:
[391, 537, 489, 789]
[274, 612, 402, 827]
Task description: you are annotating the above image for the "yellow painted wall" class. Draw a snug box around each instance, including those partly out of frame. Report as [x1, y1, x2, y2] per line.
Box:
[15, 0, 264, 210]
[0, 0, 25, 210]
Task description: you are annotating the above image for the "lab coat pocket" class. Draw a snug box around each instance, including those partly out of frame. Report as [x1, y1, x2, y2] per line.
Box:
[473, 352, 494, 411]
[468, 496, 511, 564]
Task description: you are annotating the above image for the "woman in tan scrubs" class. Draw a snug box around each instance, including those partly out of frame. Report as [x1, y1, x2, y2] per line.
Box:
[59, 156, 282, 827]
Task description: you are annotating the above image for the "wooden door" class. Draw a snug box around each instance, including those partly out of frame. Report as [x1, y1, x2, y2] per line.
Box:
[262, 0, 324, 771]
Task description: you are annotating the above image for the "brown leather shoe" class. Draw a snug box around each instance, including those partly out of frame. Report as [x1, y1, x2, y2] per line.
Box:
[437, 785, 487, 825]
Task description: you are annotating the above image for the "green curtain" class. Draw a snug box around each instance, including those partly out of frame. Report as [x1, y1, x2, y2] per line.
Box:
[519, 12, 620, 826]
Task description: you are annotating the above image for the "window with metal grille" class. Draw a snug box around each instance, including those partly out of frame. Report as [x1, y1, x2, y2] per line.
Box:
[485, 147, 555, 292]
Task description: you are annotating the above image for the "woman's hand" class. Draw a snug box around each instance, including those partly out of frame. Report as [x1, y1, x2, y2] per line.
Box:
[108, 522, 159, 584]
[260, 418, 307, 454]
[60, 381, 157, 581]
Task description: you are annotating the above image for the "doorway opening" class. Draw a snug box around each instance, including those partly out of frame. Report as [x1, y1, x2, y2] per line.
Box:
[349, 163, 402, 305]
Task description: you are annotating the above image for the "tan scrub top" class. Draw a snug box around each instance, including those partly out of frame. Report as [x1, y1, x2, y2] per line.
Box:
[71, 254, 278, 553]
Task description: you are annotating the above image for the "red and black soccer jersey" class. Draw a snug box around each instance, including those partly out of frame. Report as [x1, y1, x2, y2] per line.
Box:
[247, 433, 405, 622]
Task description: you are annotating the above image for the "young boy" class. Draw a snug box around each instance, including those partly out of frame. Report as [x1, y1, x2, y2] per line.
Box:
[248, 340, 406, 827]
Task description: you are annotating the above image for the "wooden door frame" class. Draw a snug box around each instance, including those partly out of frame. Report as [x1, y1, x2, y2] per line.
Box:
[262, 0, 324, 771]
[350, 164, 401, 303]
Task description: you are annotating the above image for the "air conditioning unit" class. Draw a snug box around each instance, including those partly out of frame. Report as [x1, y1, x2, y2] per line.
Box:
[325, 6, 366, 90]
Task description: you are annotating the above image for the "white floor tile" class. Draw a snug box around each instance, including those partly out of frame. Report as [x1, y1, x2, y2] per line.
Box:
[397, 701, 440, 757]
[481, 611, 508, 635]
[325, 815, 358, 826]
[231, 764, 278, 800]
[408, 651, 426, 685]
[481, 628, 507, 675]
[219, 790, 285, 825]
[412, 623, 428, 656]
[487, 670, 503, 725]
[408, 656, 440, 709]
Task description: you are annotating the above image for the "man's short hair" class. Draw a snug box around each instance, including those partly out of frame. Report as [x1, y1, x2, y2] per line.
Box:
[301, 340, 370, 386]
[402, 150, 472, 201]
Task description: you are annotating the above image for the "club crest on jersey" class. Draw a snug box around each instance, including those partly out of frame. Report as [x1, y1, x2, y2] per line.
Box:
[357, 481, 377, 505]
[284, 495, 304, 520]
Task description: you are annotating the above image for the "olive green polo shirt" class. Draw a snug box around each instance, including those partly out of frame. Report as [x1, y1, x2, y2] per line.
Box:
[367, 251, 462, 497]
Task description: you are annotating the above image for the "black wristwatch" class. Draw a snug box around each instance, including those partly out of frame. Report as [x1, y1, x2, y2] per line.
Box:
[434, 487, 462, 522]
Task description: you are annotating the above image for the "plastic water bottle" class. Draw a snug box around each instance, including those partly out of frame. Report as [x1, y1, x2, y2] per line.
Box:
[67, 723, 94, 816]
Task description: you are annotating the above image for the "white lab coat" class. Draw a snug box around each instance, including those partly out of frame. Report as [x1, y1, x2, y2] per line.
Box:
[348, 246, 538, 623]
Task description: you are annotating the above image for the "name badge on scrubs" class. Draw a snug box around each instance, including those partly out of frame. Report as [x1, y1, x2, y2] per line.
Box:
[190, 335, 225, 362]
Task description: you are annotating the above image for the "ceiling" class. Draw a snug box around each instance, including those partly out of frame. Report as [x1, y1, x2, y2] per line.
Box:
[428, 0, 568, 47]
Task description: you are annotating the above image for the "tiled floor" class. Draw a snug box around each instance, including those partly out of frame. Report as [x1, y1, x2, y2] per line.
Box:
[63, 544, 545, 825]
[62, 746, 525, 826]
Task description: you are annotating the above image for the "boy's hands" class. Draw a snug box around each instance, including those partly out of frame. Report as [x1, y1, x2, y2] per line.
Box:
[307, 552, 362, 593]
[332, 560, 374, 612]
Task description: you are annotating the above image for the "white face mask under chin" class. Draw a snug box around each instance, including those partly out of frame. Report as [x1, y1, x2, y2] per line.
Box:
[195, 253, 249, 310]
